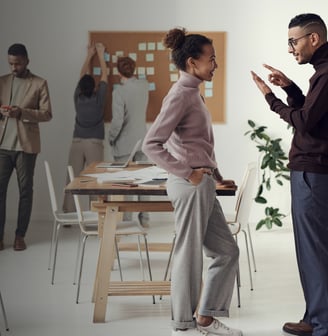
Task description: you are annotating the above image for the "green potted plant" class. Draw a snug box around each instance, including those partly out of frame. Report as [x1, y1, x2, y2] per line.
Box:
[245, 120, 290, 230]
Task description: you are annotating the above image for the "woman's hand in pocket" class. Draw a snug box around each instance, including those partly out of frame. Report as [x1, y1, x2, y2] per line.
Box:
[187, 168, 212, 186]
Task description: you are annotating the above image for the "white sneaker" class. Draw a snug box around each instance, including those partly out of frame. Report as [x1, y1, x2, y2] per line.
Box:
[172, 328, 209, 336]
[197, 319, 242, 336]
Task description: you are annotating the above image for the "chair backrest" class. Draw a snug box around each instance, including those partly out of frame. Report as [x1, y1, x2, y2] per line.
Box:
[67, 166, 98, 238]
[44, 160, 58, 214]
[67, 165, 84, 223]
[235, 162, 257, 229]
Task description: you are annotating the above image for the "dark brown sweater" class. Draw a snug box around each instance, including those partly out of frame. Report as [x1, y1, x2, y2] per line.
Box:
[265, 42, 328, 174]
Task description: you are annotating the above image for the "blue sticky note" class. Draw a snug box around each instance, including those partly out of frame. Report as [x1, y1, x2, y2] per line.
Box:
[93, 67, 101, 75]
[104, 52, 110, 62]
[205, 89, 213, 97]
[149, 82, 156, 91]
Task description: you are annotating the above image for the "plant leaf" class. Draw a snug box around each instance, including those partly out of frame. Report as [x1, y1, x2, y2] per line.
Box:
[248, 120, 255, 127]
[245, 119, 291, 230]
[255, 196, 267, 204]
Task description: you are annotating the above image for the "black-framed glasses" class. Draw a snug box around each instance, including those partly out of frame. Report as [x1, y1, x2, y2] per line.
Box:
[288, 33, 312, 50]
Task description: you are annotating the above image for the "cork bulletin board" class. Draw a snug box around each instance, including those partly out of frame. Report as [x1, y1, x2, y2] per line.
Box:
[89, 31, 226, 123]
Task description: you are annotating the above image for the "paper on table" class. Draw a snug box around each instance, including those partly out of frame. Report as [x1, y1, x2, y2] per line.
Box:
[138, 179, 167, 188]
[84, 166, 168, 184]
[131, 166, 168, 180]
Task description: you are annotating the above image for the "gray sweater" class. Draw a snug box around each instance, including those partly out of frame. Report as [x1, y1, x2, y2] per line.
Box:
[73, 81, 107, 139]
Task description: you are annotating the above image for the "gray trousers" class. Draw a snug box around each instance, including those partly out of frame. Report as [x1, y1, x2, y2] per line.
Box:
[166, 173, 239, 330]
[63, 138, 104, 212]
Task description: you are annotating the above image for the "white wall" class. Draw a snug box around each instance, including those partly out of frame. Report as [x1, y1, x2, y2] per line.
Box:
[1, 0, 327, 225]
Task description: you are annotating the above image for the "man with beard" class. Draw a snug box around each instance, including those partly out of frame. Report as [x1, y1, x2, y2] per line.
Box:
[0, 43, 52, 251]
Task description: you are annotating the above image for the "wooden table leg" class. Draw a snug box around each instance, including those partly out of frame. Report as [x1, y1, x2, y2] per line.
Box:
[93, 206, 119, 323]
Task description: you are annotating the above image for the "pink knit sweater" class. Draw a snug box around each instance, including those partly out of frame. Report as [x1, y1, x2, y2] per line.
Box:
[142, 71, 217, 179]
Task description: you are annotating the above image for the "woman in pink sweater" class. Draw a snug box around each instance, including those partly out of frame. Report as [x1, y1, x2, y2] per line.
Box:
[143, 28, 241, 336]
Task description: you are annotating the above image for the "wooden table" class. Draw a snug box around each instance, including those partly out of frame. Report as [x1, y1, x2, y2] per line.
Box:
[65, 163, 237, 323]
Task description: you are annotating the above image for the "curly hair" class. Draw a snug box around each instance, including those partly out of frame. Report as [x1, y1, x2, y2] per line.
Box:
[117, 57, 136, 78]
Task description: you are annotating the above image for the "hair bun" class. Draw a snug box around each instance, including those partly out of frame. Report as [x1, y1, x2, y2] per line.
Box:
[163, 27, 187, 50]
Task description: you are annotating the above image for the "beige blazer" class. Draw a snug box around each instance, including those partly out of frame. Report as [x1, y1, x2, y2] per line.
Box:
[0, 71, 52, 153]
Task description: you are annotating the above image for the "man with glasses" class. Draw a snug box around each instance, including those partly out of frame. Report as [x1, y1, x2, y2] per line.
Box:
[251, 13, 328, 336]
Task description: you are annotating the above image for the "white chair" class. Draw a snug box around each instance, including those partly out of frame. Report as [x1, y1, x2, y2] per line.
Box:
[67, 166, 154, 304]
[0, 290, 9, 334]
[227, 161, 258, 307]
[44, 160, 99, 285]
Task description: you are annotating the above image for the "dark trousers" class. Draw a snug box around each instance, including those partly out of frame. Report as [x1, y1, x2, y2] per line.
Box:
[291, 171, 328, 336]
[0, 149, 37, 241]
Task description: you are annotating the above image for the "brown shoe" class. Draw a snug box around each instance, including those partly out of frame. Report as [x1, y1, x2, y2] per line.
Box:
[0, 240, 4, 250]
[13, 236, 26, 251]
[283, 320, 313, 336]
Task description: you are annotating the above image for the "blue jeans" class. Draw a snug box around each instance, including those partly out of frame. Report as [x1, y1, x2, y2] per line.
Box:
[0, 149, 37, 240]
[291, 171, 328, 336]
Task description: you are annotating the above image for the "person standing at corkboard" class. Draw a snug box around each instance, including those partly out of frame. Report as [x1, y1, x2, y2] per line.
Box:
[62, 42, 108, 213]
[89, 31, 226, 123]
[108, 56, 150, 227]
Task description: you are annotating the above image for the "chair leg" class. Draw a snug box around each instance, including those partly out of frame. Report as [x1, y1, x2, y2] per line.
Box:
[76, 234, 88, 304]
[48, 219, 57, 270]
[160, 233, 176, 300]
[73, 232, 83, 285]
[247, 223, 257, 272]
[142, 234, 155, 304]
[242, 230, 254, 291]
[114, 236, 123, 281]
[142, 235, 153, 281]
[236, 264, 241, 308]
[234, 234, 241, 307]
[0, 291, 9, 331]
[136, 235, 145, 280]
[163, 233, 176, 282]
[51, 222, 61, 285]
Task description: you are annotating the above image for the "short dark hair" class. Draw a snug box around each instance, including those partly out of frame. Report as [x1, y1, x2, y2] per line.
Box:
[117, 57, 136, 78]
[163, 27, 213, 71]
[78, 75, 95, 97]
[8, 43, 28, 58]
[289, 13, 327, 41]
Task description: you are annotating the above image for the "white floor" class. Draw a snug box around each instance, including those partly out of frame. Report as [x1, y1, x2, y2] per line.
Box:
[0, 215, 305, 336]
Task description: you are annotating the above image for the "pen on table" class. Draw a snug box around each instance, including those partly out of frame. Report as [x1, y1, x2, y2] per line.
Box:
[111, 183, 138, 187]
[79, 179, 94, 183]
